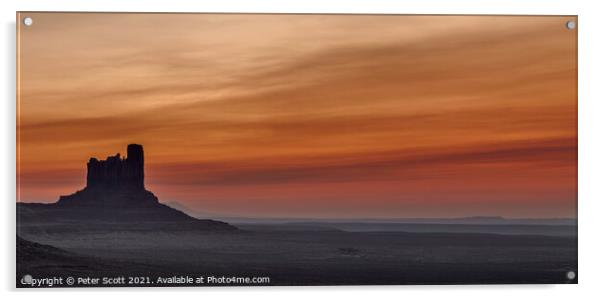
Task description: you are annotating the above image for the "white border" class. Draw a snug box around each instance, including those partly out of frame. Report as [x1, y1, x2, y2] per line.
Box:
[2, 1, 602, 299]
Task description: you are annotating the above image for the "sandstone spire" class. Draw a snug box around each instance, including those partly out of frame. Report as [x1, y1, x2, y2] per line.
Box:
[86, 144, 145, 190]
[22, 143, 236, 230]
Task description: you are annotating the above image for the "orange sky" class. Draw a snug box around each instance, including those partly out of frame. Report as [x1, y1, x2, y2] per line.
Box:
[17, 13, 577, 218]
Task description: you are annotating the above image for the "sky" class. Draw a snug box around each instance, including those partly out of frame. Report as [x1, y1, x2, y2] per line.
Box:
[17, 13, 577, 218]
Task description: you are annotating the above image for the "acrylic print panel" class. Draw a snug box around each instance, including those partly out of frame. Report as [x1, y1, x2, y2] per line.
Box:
[16, 13, 577, 287]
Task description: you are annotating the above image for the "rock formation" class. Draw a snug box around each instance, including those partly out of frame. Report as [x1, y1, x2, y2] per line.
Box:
[86, 144, 145, 190]
[18, 144, 236, 230]
[57, 144, 158, 208]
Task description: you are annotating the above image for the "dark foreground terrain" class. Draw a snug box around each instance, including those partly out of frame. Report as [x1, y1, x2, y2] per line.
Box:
[17, 221, 577, 287]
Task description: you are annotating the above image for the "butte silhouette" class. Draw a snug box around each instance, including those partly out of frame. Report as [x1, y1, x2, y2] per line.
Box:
[17, 144, 236, 231]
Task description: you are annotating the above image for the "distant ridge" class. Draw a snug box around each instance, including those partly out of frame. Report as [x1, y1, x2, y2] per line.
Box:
[163, 201, 575, 226]
[220, 217, 576, 226]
